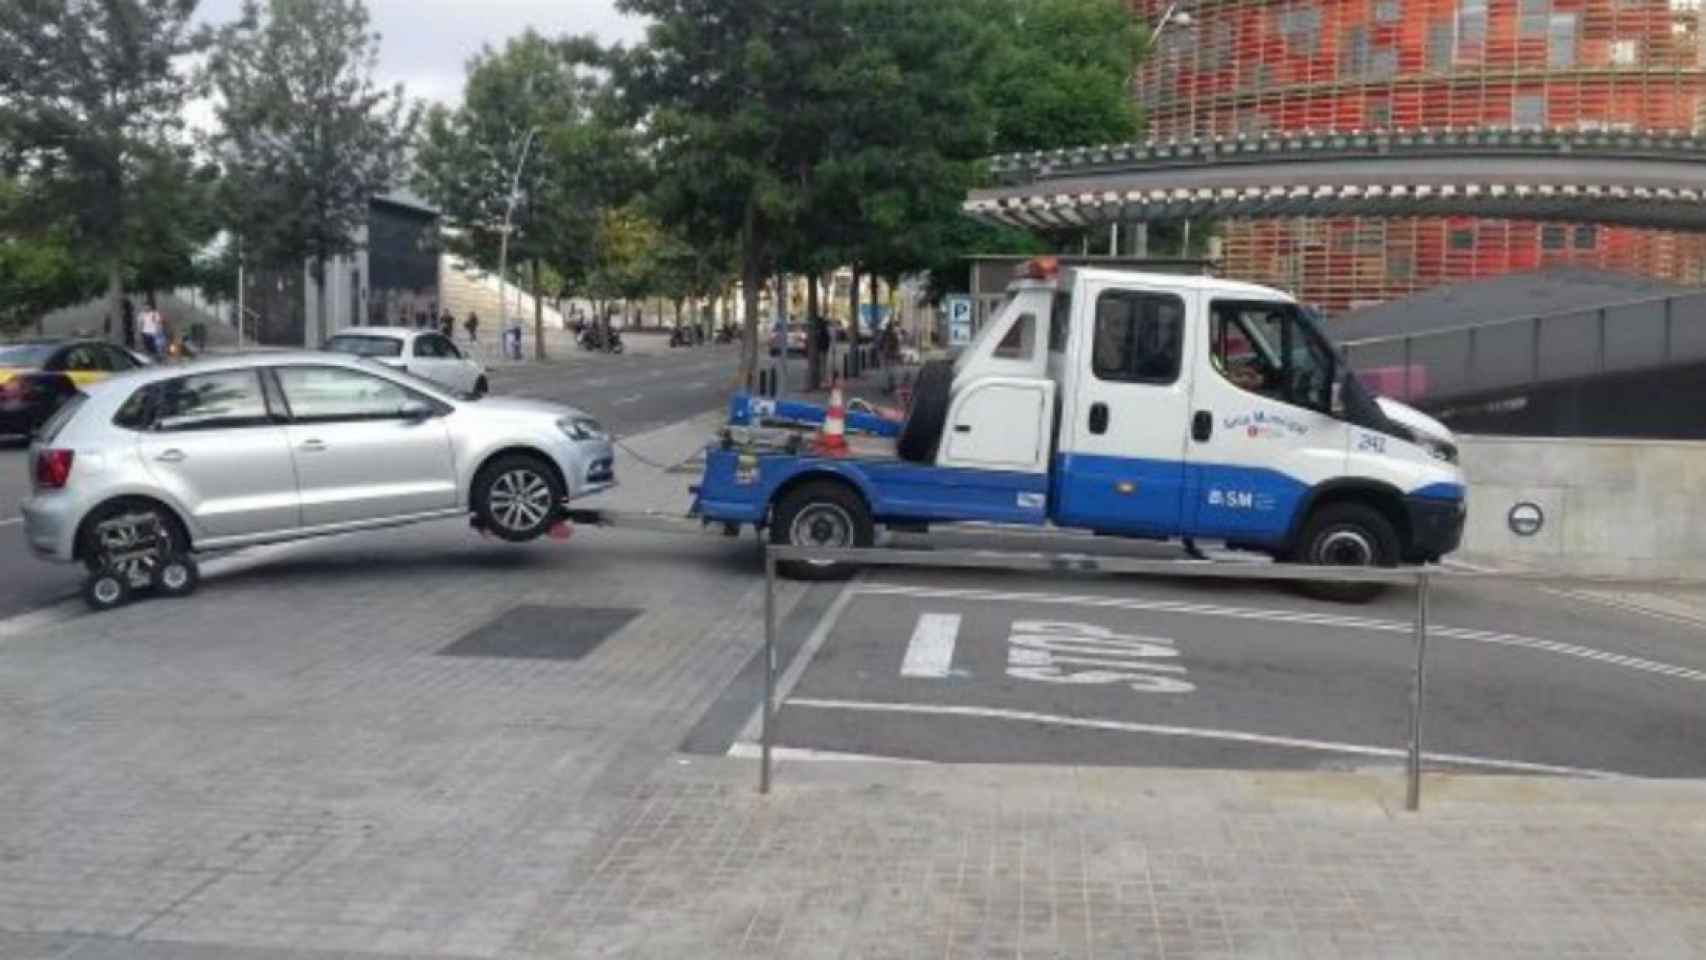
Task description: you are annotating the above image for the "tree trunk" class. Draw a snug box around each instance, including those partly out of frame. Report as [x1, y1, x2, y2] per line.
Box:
[849, 266, 862, 347]
[806, 272, 822, 390]
[868, 273, 879, 335]
[311, 256, 327, 348]
[532, 258, 546, 361]
[106, 266, 124, 344]
[739, 197, 762, 390]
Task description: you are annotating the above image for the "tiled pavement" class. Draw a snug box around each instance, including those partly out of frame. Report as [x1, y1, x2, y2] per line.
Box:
[3, 413, 1706, 959]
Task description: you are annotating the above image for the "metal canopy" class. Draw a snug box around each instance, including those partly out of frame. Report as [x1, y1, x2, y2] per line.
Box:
[964, 128, 1706, 231]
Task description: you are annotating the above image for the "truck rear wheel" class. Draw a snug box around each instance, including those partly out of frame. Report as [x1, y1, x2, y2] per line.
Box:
[770, 480, 874, 581]
[1289, 502, 1399, 604]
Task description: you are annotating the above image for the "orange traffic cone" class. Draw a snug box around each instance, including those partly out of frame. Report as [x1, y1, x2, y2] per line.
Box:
[816, 378, 849, 456]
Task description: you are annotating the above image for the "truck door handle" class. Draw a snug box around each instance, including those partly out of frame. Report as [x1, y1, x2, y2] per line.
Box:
[1192, 411, 1213, 442]
[1088, 403, 1109, 435]
[953, 424, 971, 433]
[299, 439, 327, 452]
[154, 449, 186, 463]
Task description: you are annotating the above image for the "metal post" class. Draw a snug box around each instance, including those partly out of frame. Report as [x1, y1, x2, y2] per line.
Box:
[1401, 336, 1412, 400]
[1663, 296, 1674, 363]
[1597, 307, 1608, 374]
[236, 235, 245, 349]
[760, 549, 777, 795]
[1406, 573, 1430, 812]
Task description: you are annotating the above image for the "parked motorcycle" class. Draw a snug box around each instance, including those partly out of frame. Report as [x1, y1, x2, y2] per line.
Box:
[578, 326, 625, 354]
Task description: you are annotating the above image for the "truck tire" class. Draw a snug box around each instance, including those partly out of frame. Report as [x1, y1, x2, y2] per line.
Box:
[1289, 502, 1400, 604]
[770, 480, 874, 581]
[897, 360, 951, 463]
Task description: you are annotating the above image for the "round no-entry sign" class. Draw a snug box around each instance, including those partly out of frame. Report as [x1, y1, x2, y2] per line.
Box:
[1508, 502, 1545, 537]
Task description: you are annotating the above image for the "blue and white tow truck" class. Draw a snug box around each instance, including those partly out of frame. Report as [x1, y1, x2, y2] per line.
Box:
[692, 258, 1465, 599]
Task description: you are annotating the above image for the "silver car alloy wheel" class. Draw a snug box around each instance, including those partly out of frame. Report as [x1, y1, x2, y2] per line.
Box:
[92, 576, 123, 606]
[489, 469, 554, 533]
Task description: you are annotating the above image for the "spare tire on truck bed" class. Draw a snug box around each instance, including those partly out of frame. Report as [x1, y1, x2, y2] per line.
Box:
[897, 360, 952, 463]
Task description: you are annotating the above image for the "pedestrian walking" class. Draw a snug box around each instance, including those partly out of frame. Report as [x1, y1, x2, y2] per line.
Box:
[440, 309, 455, 338]
[464, 311, 479, 343]
[139, 301, 163, 358]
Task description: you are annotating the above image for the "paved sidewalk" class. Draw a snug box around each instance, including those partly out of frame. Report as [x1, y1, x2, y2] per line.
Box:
[521, 758, 1706, 959]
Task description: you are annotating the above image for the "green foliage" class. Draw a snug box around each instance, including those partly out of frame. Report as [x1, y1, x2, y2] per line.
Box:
[979, 0, 1146, 155]
[211, 0, 418, 278]
[0, 0, 211, 317]
[415, 32, 639, 286]
[0, 180, 99, 335]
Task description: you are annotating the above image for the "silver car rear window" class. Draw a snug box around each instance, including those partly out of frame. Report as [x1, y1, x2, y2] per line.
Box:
[38, 393, 86, 443]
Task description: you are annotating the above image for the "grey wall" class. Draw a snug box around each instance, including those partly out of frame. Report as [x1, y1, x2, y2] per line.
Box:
[1457, 435, 1706, 578]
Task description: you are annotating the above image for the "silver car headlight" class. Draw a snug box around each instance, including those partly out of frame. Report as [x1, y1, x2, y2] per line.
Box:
[558, 416, 607, 441]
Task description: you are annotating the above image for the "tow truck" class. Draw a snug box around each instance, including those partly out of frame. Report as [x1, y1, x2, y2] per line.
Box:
[690, 258, 1466, 600]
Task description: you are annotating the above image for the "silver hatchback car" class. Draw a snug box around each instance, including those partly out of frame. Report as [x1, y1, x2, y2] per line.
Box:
[21, 352, 615, 572]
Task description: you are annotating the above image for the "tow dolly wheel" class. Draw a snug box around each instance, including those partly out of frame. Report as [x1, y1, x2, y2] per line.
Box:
[770, 480, 873, 581]
[83, 568, 133, 612]
[152, 554, 200, 598]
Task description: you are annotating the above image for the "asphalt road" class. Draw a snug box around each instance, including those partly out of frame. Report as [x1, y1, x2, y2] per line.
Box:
[708, 546, 1706, 779]
[0, 338, 749, 619]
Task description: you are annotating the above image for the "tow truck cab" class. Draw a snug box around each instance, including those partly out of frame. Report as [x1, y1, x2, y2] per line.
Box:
[696, 259, 1466, 580]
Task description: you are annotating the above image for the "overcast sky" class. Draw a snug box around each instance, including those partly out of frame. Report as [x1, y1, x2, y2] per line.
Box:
[194, 0, 651, 106]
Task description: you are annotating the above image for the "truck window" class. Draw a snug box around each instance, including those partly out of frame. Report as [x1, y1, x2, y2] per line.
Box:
[1209, 301, 1335, 411]
[1092, 290, 1183, 384]
[994, 312, 1037, 360]
[1048, 293, 1072, 353]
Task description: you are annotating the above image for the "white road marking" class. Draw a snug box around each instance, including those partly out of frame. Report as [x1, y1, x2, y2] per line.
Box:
[1544, 586, 1706, 633]
[0, 517, 21, 528]
[682, 381, 708, 389]
[900, 613, 961, 678]
[736, 573, 865, 744]
[784, 698, 1629, 779]
[727, 742, 930, 764]
[854, 583, 1706, 685]
[612, 394, 645, 406]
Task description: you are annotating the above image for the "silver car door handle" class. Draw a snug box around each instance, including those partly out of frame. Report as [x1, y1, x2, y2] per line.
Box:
[299, 439, 327, 452]
[155, 449, 186, 463]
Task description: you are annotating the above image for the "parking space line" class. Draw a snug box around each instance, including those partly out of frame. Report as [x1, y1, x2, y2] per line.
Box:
[1543, 586, 1706, 633]
[0, 517, 20, 528]
[854, 583, 1706, 685]
[613, 394, 645, 406]
[900, 613, 961, 678]
[784, 698, 1629, 779]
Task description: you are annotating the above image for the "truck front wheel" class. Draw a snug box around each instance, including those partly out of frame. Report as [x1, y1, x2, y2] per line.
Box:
[1289, 502, 1400, 604]
[770, 480, 874, 581]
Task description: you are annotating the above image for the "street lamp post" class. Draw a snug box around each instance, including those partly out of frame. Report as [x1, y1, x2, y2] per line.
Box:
[497, 126, 540, 361]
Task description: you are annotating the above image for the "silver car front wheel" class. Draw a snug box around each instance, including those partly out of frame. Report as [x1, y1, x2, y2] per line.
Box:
[474, 454, 565, 542]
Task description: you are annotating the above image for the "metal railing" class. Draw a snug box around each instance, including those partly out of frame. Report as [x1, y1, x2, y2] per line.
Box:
[1339, 289, 1706, 403]
[755, 545, 1702, 811]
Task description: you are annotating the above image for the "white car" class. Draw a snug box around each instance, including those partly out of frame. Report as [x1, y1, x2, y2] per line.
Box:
[325, 327, 488, 397]
[20, 352, 615, 589]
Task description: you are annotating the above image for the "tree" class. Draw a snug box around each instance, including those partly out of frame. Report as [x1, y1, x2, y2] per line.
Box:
[211, 0, 417, 346]
[618, 0, 869, 388]
[414, 32, 641, 360]
[980, 0, 1146, 156]
[0, 0, 210, 332]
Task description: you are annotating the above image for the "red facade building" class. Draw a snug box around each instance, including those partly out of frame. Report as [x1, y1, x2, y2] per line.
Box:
[1132, 0, 1706, 311]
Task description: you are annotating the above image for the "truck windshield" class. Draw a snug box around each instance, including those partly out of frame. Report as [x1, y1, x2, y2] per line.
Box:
[1208, 300, 1336, 412]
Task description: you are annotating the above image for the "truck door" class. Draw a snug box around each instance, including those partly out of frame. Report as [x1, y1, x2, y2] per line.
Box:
[1052, 282, 1193, 536]
[1185, 300, 1348, 544]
